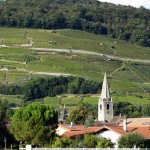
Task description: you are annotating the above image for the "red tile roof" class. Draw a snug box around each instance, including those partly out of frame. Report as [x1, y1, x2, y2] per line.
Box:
[118, 118, 150, 127]
[130, 127, 150, 139]
[104, 126, 137, 135]
[84, 126, 103, 134]
[62, 131, 84, 138]
[58, 124, 85, 131]
[57, 124, 150, 139]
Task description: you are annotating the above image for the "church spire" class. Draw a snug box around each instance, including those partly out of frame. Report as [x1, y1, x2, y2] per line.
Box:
[98, 73, 113, 122]
[100, 72, 110, 101]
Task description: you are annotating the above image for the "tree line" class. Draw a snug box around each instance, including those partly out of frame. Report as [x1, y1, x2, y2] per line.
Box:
[0, 76, 101, 101]
[66, 102, 150, 126]
[0, 0, 150, 46]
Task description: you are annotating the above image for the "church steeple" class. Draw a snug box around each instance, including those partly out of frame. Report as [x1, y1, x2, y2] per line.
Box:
[101, 72, 110, 101]
[98, 73, 113, 122]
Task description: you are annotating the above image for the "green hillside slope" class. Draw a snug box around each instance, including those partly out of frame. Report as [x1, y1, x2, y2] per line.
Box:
[0, 27, 150, 95]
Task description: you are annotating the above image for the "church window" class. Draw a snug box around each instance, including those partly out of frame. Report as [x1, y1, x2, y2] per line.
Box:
[107, 104, 109, 110]
[100, 104, 102, 110]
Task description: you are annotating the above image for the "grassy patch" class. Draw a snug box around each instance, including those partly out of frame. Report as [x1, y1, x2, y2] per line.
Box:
[82, 96, 98, 105]
[43, 97, 60, 107]
[0, 94, 23, 106]
[113, 94, 150, 105]
[61, 96, 82, 106]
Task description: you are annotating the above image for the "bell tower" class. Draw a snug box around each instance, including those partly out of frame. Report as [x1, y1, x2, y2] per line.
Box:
[98, 73, 113, 122]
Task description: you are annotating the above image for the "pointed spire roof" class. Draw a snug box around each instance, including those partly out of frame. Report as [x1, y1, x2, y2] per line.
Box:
[101, 72, 110, 100]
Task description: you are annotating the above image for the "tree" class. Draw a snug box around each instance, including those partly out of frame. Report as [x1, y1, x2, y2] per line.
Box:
[142, 105, 150, 116]
[118, 132, 145, 148]
[0, 100, 17, 148]
[84, 116, 94, 127]
[83, 134, 114, 148]
[83, 134, 99, 148]
[10, 103, 58, 146]
[0, 100, 6, 121]
[66, 104, 88, 124]
[51, 137, 72, 148]
[97, 137, 114, 148]
[113, 102, 142, 118]
[22, 77, 100, 101]
[51, 134, 114, 148]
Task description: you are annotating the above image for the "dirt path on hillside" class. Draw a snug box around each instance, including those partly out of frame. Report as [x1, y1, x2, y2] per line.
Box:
[31, 48, 150, 64]
[32, 71, 76, 77]
[15, 68, 78, 77]
[0, 59, 26, 64]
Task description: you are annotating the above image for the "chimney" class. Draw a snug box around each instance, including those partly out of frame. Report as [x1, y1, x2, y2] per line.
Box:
[120, 113, 122, 118]
[70, 122, 73, 128]
[123, 117, 127, 132]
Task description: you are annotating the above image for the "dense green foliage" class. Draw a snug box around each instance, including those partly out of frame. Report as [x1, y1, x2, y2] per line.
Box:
[51, 135, 114, 148]
[0, 100, 17, 148]
[23, 76, 100, 101]
[96, 137, 114, 148]
[0, 76, 100, 100]
[10, 103, 58, 146]
[0, 84, 23, 95]
[0, 122, 18, 148]
[51, 137, 73, 148]
[83, 134, 100, 148]
[0, 0, 150, 46]
[118, 132, 145, 148]
[66, 104, 89, 124]
[114, 101, 150, 118]
[0, 100, 7, 121]
[65, 101, 150, 124]
[65, 103, 98, 125]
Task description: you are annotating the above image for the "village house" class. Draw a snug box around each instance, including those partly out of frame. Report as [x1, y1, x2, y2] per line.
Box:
[56, 120, 150, 147]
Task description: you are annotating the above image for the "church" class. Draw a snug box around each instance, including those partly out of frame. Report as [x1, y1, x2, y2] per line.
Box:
[56, 73, 150, 147]
[59, 72, 114, 123]
[98, 72, 113, 122]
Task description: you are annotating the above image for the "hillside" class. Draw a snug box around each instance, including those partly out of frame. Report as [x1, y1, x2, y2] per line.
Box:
[0, 0, 150, 46]
[0, 27, 150, 94]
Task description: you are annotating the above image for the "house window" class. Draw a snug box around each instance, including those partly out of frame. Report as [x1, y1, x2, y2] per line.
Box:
[107, 104, 109, 110]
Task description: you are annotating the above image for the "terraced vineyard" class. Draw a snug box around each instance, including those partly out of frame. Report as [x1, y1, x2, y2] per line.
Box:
[0, 27, 150, 106]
